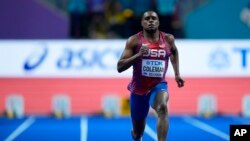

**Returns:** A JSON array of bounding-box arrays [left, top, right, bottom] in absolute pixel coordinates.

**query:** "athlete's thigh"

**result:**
[[152, 91, 169, 111], [130, 93, 150, 120], [149, 82, 169, 109]]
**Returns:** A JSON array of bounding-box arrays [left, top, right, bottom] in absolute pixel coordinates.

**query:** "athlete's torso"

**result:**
[[128, 31, 172, 95]]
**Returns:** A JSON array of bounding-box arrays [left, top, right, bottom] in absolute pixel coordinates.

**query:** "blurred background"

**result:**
[[0, 0, 250, 39], [0, 0, 250, 141]]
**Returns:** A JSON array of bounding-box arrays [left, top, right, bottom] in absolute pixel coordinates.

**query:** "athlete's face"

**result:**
[[141, 11, 159, 32]]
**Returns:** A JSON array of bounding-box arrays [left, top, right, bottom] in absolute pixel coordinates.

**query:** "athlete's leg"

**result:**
[[153, 91, 169, 141], [130, 93, 150, 141], [131, 119, 145, 141], [150, 83, 169, 141]]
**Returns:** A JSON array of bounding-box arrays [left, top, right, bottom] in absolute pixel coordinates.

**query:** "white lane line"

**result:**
[[81, 116, 88, 141], [145, 124, 157, 141], [4, 117, 35, 141], [183, 116, 229, 141]]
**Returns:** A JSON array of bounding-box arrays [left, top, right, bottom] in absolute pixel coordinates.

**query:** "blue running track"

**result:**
[[0, 115, 249, 141]]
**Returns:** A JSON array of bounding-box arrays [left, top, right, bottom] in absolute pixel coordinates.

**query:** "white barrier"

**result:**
[[198, 94, 217, 117], [52, 94, 71, 118], [242, 95, 250, 117], [5, 94, 24, 118], [101, 95, 121, 117]]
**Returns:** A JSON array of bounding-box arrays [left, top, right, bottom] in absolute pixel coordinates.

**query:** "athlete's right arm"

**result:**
[[117, 35, 143, 73]]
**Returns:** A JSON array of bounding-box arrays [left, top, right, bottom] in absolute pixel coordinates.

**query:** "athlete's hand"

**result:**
[[139, 43, 149, 56], [175, 75, 185, 88]]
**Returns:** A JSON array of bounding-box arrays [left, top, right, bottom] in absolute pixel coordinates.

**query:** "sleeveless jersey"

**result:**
[[128, 31, 172, 95]]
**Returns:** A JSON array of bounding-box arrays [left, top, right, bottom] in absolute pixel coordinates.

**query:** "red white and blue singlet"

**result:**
[[128, 31, 172, 95]]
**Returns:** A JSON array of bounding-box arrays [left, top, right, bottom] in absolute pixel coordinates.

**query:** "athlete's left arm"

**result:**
[[167, 34, 185, 88]]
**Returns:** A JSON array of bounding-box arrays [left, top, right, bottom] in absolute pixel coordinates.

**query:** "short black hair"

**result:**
[[142, 11, 159, 20]]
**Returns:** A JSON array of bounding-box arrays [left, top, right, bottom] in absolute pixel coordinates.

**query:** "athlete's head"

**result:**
[[141, 11, 159, 33]]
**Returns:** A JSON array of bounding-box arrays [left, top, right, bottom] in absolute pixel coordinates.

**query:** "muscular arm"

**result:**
[[167, 34, 184, 87], [168, 34, 180, 77], [117, 35, 141, 73]]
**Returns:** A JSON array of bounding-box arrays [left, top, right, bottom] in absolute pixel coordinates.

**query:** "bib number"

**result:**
[[142, 59, 165, 77]]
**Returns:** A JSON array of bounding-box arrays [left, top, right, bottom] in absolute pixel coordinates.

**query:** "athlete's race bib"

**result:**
[[141, 59, 165, 77]]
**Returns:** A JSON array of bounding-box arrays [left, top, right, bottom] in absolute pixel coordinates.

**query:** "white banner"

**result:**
[[0, 39, 249, 77], [176, 40, 250, 77]]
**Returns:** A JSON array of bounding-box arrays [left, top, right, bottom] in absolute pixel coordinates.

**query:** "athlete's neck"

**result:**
[[143, 30, 159, 42]]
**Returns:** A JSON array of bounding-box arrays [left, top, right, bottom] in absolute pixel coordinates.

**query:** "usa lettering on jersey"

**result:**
[[143, 49, 166, 58]]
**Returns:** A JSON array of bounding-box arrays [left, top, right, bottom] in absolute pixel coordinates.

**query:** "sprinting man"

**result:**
[[117, 11, 184, 141]]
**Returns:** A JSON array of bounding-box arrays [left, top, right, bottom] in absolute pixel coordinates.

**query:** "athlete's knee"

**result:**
[[156, 103, 168, 117], [131, 119, 145, 140], [131, 129, 143, 140]]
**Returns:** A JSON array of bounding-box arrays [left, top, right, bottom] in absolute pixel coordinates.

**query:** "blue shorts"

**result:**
[[130, 82, 168, 120]]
